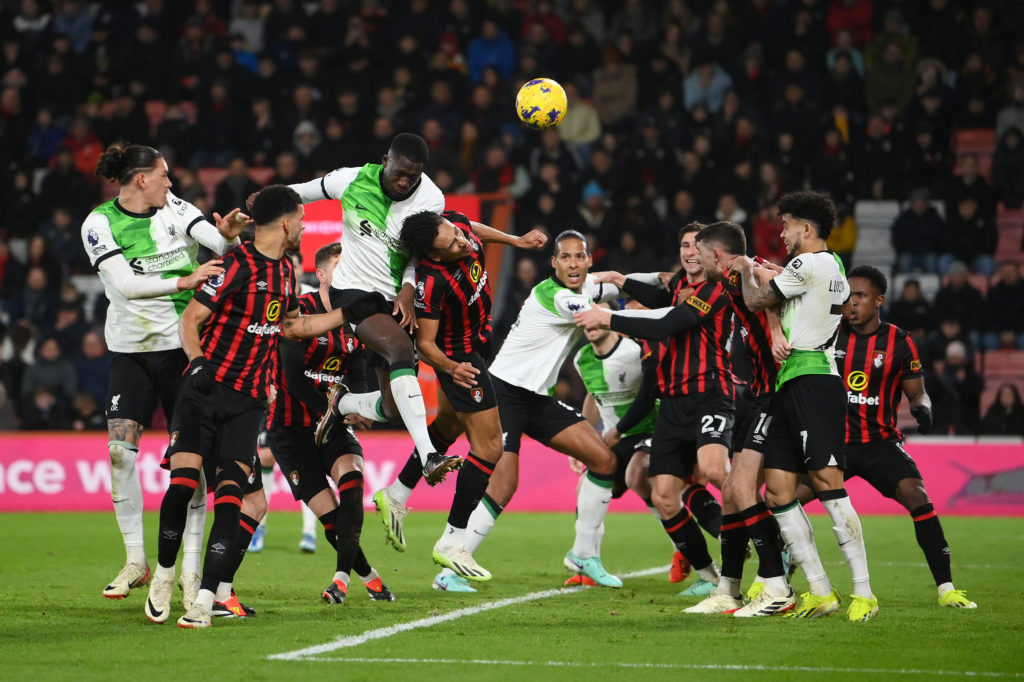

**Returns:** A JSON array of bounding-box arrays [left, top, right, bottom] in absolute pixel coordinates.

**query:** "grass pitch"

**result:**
[[1, 510, 1021, 681]]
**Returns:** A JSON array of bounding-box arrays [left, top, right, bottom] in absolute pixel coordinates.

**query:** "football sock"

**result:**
[[394, 422, 454, 499], [772, 500, 832, 596], [332, 571, 351, 589], [181, 470, 206, 574], [447, 453, 495, 531], [358, 563, 379, 583], [439, 493, 502, 579], [352, 547, 372, 577], [157, 467, 200, 569], [221, 512, 259, 585], [683, 484, 722, 538], [389, 366, 433, 466], [335, 471, 364, 575], [820, 490, 872, 598], [215, 581, 232, 602], [910, 503, 953, 586], [571, 470, 614, 559], [337, 390, 387, 422], [195, 588, 215, 613], [646, 499, 677, 550], [318, 511, 337, 549], [743, 503, 788, 594], [661, 506, 714, 571], [719, 512, 748, 581], [200, 479, 244, 593], [109, 441, 146, 565], [301, 502, 317, 537]]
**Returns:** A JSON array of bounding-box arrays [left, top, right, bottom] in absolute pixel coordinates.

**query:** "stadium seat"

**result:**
[[70, 274, 106, 324], [250, 167, 275, 186], [955, 129, 997, 155], [854, 200, 901, 229], [996, 227, 1024, 264], [197, 168, 229, 199]]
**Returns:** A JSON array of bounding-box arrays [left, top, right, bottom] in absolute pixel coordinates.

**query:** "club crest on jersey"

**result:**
[[469, 261, 483, 283], [87, 229, 99, 246], [872, 351, 886, 368], [471, 387, 483, 403], [168, 224, 176, 238], [266, 300, 281, 322], [344, 335, 357, 352]]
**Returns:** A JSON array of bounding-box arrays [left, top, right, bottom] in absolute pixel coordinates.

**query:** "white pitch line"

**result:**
[[290, 657, 1024, 678], [268, 564, 669, 662]]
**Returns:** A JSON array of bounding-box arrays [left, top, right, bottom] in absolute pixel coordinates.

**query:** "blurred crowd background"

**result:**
[[0, 0, 1022, 436]]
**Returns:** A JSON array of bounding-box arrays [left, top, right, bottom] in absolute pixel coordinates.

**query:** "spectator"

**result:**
[[50, 299, 88, 356], [558, 81, 601, 158], [903, 124, 951, 198], [470, 144, 531, 199], [683, 55, 732, 115], [214, 158, 262, 217], [826, 29, 865, 76], [827, 0, 874, 47], [934, 262, 986, 337], [892, 188, 944, 274], [0, 382, 16, 430], [997, 80, 1024, 139], [70, 391, 105, 431], [24, 235, 63, 291], [752, 202, 787, 265], [942, 340, 983, 434], [921, 316, 975, 369], [38, 206, 87, 275], [0, 239, 26, 312], [979, 383, 1024, 436], [4, 168, 43, 238], [983, 261, 1024, 351], [992, 127, 1024, 209], [21, 335, 76, 406], [866, 40, 916, 115], [229, 0, 265, 53], [467, 18, 517, 84], [887, 279, 934, 338], [591, 47, 638, 131], [40, 146, 96, 221], [608, 229, 657, 274], [855, 115, 902, 199], [21, 385, 72, 430], [826, 203, 857, 270], [948, 153, 996, 223], [940, 197, 997, 277], [19, 266, 58, 331], [24, 106, 65, 168]]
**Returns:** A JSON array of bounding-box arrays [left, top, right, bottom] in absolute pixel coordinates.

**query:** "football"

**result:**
[[515, 77, 567, 130]]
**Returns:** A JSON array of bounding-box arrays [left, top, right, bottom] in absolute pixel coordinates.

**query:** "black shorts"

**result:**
[[329, 287, 415, 370], [267, 421, 363, 503], [649, 392, 734, 479], [493, 376, 585, 454], [734, 392, 773, 454], [437, 351, 498, 412], [763, 374, 846, 474], [106, 349, 187, 429], [611, 433, 652, 499], [843, 440, 922, 499], [167, 381, 265, 470]]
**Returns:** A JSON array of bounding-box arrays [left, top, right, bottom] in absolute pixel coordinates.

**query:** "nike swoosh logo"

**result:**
[[355, 203, 368, 211], [122, 243, 137, 252], [147, 598, 164, 618]]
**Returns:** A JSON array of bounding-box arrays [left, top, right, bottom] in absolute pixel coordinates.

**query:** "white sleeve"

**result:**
[[553, 289, 592, 320], [583, 274, 620, 303], [625, 272, 664, 287], [172, 195, 239, 255], [770, 255, 814, 300], [612, 306, 674, 319], [290, 167, 360, 204], [97, 255, 180, 299], [82, 213, 122, 269], [401, 260, 416, 288]]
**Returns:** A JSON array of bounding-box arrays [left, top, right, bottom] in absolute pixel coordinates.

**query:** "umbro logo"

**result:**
[[257, 280, 268, 290]]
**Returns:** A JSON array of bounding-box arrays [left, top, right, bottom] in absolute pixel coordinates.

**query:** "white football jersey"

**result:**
[[83, 193, 207, 353], [292, 164, 444, 300], [573, 336, 657, 436], [490, 274, 617, 396]]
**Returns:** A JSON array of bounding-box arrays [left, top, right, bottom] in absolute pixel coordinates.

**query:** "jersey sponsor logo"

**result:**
[[127, 248, 190, 274], [791, 258, 803, 269], [92, 246, 107, 256], [685, 295, 711, 315], [466, 270, 489, 305], [303, 369, 343, 384], [469, 261, 483, 283], [910, 359, 922, 372], [87, 229, 100, 246], [728, 271, 739, 287], [872, 351, 886, 368], [265, 300, 281, 322], [848, 391, 879, 405], [322, 356, 342, 372], [846, 370, 868, 391], [593, 389, 637, 406], [246, 322, 281, 335]]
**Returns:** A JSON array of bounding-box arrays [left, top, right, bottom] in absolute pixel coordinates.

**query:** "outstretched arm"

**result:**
[[470, 221, 548, 250], [281, 306, 345, 340]]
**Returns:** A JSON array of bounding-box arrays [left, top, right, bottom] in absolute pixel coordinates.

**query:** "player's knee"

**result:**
[[242, 489, 267, 521], [624, 461, 650, 498], [165, 467, 201, 506], [651, 487, 681, 517], [763, 488, 791, 509], [897, 480, 930, 512]]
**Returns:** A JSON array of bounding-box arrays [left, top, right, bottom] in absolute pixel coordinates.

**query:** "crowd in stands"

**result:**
[[0, 0, 1023, 436]]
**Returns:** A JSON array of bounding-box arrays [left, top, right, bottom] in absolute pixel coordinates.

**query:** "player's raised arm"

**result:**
[[281, 305, 345, 340]]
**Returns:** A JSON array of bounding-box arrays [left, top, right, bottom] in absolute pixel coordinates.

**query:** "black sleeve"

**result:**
[[615, 353, 658, 434], [344, 344, 370, 394], [279, 339, 327, 415], [621, 277, 674, 309], [609, 304, 700, 340]]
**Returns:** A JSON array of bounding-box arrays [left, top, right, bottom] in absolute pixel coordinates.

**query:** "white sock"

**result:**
[[822, 495, 873, 598], [592, 522, 605, 557], [717, 575, 740, 597], [263, 467, 274, 507], [765, 576, 790, 596], [465, 501, 498, 554], [182, 469, 206, 574], [387, 480, 415, 506], [332, 571, 351, 587], [359, 567, 379, 583], [338, 390, 387, 421], [774, 502, 832, 596], [438, 523, 465, 549], [571, 473, 612, 559], [109, 441, 146, 565], [389, 372, 434, 466], [215, 581, 232, 601], [155, 563, 175, 579], [195, 588, 215, 613], [301, 503, 317, 536], [697, 564, 720, 584], [937, 581, 954, 596]]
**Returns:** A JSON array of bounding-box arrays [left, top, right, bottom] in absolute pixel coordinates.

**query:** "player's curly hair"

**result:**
[[251, 184, 302, 227], [777, 191, 838, 240], [400, 210, 445, 257], [95, 141, 162, 185], [696, 221, 746, 255], [848, 265, 888, 295], [389, 133, 429, 164]]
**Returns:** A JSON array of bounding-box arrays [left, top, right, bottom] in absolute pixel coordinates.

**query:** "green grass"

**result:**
[[1, 510, 1022, 681]]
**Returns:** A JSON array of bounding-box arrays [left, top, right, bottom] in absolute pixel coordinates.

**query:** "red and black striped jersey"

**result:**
[[269, 292, 360, 428], [655, 275, 734, 399], [413, 211, 492, 356], [722, 266, 778, 397], [193, 242, 298, 399], [836, 320, 923, 444]]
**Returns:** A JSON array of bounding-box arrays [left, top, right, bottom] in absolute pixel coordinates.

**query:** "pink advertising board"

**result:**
[[0, 433, 1021, 515]]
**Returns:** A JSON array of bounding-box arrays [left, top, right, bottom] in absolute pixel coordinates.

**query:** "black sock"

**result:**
[[200, 484, 243, 593], [334, 471, 364, 575], [911, 504, 952, 586], [318, 510, 338, 550], [683, 484, 722, 538], [221, 513, 259, 585], [352, 547, 372, 578], [661, 507, 713, 570], [719, 513, 748, 581], [397, 452, 423, 489], [743, 502, 785, 579], [447, 453, 495, 529], [157, 468, 200, 569]]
